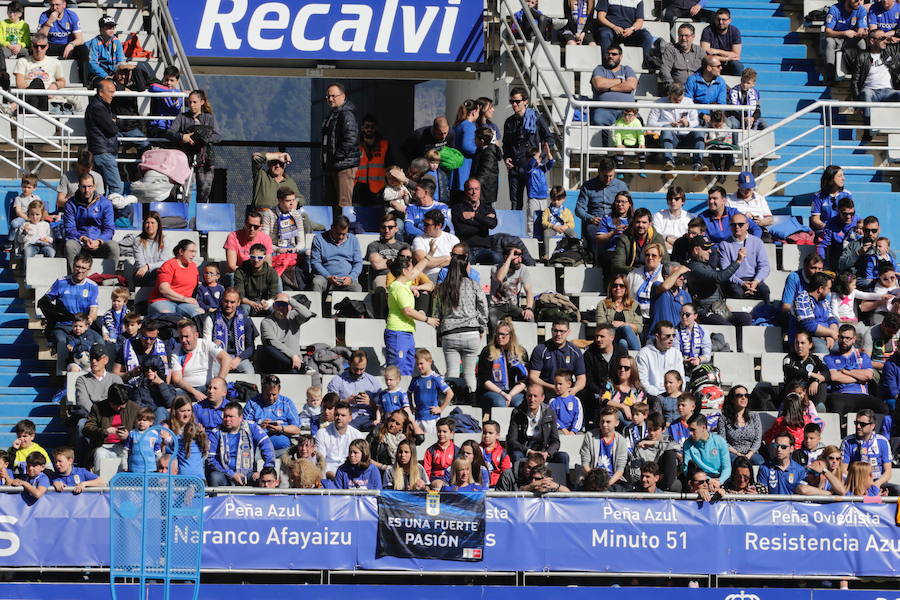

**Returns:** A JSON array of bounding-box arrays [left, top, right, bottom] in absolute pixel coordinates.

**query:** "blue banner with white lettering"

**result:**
[[1, 494, 899, 576], [377, 491, 485, 561], [171, 0, 485, 63]]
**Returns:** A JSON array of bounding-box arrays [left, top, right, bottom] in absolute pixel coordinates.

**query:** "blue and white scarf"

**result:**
[[216, 421, 254, 475], [212, 311, 246, 357], [522, 107, 538, 134], [677, 324, 705, 359], [636, 264, 662, 313], [490, 351, 528, 392]]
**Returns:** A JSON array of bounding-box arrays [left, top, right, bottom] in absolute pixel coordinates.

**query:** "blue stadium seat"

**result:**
[[343, 205, 381, 232], [495, 209, 526, 237], [149, 201, 190, 229], [302, 206, 333, 230], [196, 203, 236, 233], [126, 202, 142, 229]]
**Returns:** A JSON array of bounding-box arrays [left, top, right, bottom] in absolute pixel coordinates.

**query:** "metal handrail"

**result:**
[[155, 0, 199, 91]]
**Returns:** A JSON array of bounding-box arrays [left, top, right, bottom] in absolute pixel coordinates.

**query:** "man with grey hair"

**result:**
[[660, 23, 704, 87]]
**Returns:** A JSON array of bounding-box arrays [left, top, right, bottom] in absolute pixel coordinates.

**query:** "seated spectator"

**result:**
[[405, 179, 452, 238], [660, 0, 713, 25], [863, 310, 900, 371], [727, 171, 773, 230], [592, 191, 633, 270], [728, 68, 767, 131], [849, 29, 900, 127], [127, 356, 174, 425], [589, 44, 638, 141], [192, 377, 228, 431], [170, 320, 232, 403], [14, 32, 65, 110], [790, 272, 839, 352], [256, 292, 315, 374], [243, 375, 301, 458], [383, 438, 427, 490], [234, 244, 279, 316], [653, 187, 694, 251], [202, 287, 257, 374], [37, 0, 88, 65], [56, 150, 104, 214], [507, 384, 568, 469], [412, 209, 460, 282], [451, 179, 498, 264], [49, 446, 105, 494], [685, 57, 728, 128], [82, 383, 138, 471], [671, 217, 707, 265], [676, 303, 711, 370], [314, 401, 365, 478], [701, 9, 744, 76], [559, 0, 597, 46], [824, 324, 887, 415], [660, 24, 704, 87], [512, 0, 552, 41], [757, 432, 816, 494], [0, 2, 28, 59], [101, 286, 129, 345], [580, 406, 628, 488], [529, 320, 587, 395], [626, 414, 681, 491], [17, 200, 53, 260], [685, 233, 751, 326], [250, 151, 300, 212], [366, 213, 409, 291], [148, 240, 202, 318], [611, 208, 669, 281], [868, 0, 900, 43], [490, 245, 535, 325], [550, 369, 584, 435], [784, 331, 831, 410], [197, 265, 224, 313], [838, 215, 880, 284], [612, 108, 647, 173], [762, 391, 814, 450], [133, 211, 165, 287], [682, 414, 731, 484], [74, 344, 123, 431], [575, 157, 629, 247], [597, 274, 644, 350], [310, 216, 362, 299], [721, 386, 762, 464], [327, 351, 381, 431], [64, 313, 102, 373], [85, 15, 125, 86], [367, 409, 416, 469], [478, 319, 530, 408], [261, 187, 306, 285], [637, 320, 684, 398], [840, 408, 893, 490], [700, 186, 762, 243], [821, 0, 868, 84], [601, 355, 648, 423], [8, 419, 50, 476], [781, 252, 825, 312], [40, 253, 98, 372], [818, 197, 858, 269], [810, 165, 852, 232], [422, 417, 459, 482], [334, 439, 382, 490], [540, 185, 578, 261], [207, 401, 275, 486], [62, 172, 118, 270], [224, 211, 274, 276], [147, 66, 184, 139], [595, 0, 654, 66], [792, 422, 826, 466], [114, 319, 171, 384], [624, 240, 669, 322], [717, 211, 771, 302], [845, 461, 885, 496], [648, 262, 692, 335]]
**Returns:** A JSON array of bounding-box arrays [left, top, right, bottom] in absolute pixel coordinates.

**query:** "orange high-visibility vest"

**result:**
[[355, 138, 389, 194]]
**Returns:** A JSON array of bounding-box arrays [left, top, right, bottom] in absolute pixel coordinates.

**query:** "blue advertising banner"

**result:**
[[1, 494, 899, 576], [377, 491, 485, 561], [171, 0, 485, 63]]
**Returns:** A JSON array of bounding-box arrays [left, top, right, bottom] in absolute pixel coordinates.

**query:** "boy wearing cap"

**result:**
[[85, 15, 125, 85], [726, 171, 774, 229]]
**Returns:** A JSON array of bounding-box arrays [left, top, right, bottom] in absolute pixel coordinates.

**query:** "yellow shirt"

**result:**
[[11, 442, 50, 472], [386, 280, 417, 333]]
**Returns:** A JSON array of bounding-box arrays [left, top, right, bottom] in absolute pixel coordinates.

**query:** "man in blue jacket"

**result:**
[[700, 186, 761, 243], [684, 57, 728, 125], [85, 15, 125, 86], [207, 401, 275, 486], [62, 172, 118, 270], [310, 216, 362, 299]]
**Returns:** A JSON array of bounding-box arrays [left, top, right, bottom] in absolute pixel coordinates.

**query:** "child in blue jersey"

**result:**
[[408, 349, 454, 434], [659, 371, 684, 426], [50, 446, 105, 493], [13, 451, 49, 503], [443, 457, 481, 491], [125, 408, 162, 473], [667, 394, 695, 447], [0, 449, 15, 485], [172, 422, 208, 479], [334, 439, 382, 490], [196, 264, 224, 312], [376, 365, 412, 426], [101, 287, 130, 343], [525, 143, 555, 236], [549, 369, 583, 434], [300, 385, 322, 430], [623, 402, 650, 446]]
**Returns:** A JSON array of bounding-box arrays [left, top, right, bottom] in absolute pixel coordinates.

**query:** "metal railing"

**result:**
[[154, 0, 199, 91], [497, 0, 900, 191]]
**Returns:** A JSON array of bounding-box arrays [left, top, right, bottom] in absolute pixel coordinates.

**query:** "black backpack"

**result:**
[[549, 237, 589, 266]]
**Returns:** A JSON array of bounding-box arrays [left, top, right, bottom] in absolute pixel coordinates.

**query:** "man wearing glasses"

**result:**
[[717, 211, 771, 302], [847, 29, 900, 128], [366, 213, 409, 291], [502, 86, 555, 211], [838, 215, 881, 284], [818, 197, 859, 270], [636, 320, 684, 397], [13, 32, 65, 112], [824, 324, 886, 415], [321, 83, 360, 215], [589, 44, 637, 143], [234, 245, 279, 317], [250, 150, 300, 212], [684, 57, 728, 127], [839, 408, 893, 491], [114, 319, 172, 385], [224, 211, 274, 276], [756, 432, 815, 495]]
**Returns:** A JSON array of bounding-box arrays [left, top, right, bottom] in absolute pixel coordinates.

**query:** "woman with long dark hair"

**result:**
[[367, 409, 417, 469], [721, 385, 762, 464], [762, 390, 812, 450], [600, 355, 646, 423], [451, 99, 480, 191], [432, 253, 488, 392], [383, 439, 427, 490], [133, 210, 165, 286], [165, 89, 221, 203], [148, 239, 202, 317], [475, 97, 501, 141], [810, 165, 851, 231]]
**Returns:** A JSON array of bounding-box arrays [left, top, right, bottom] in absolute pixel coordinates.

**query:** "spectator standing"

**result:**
[[478, 320, 531, 408], [451, 179, 498, 264], [685, 57, 728, 126], [256, 293, 315, 374], [490, 245, 535, 325], [636, 320, 684, 397], [647, 83, 703, 175], [321, 83, 360, 213], [595, 0, 654, 66], [202, 288, 257, 374], [85, 15, 125, 85], [653, 187, 694, 251], [824, 325, 886, 414], [726, 171, 773, 229], [148, 240, 202, 318], [700, 9, 744, 76], [404, 117, 454, 162], [503, 87, 555, 211], [821, 0, 868, 84], [451, 99, 480, 192], [207, 401, 275, 486], [717, 211, 771, 302], [648, 264, 692, 336], [526, 144, 555, 236], [671, 217, 706, 265], [165, 90, 221, 203], [353, 114, 392, 206], [310, 216, 362, 297], [790, 272, 839, 352], [250, 151, 300, 212], [13, 33, 65, 112], [84, 79, 123, 197], [475, 97, 502, 142], [62, 172, 118, 269], [470, 127, 502, 206], [581, 324, 628, 424], [660, 24, 704, 87], [385, 254, 438, 376], [589, 44, 638, 142], [575, 157, 629, 243]]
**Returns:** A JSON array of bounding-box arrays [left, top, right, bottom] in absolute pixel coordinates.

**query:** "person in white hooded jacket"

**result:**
[[636, 320, 685, 397]]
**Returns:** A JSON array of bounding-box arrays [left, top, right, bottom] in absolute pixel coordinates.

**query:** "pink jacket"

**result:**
[[138, 149, 191, 185]]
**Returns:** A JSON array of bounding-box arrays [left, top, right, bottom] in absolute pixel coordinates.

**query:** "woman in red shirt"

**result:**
[[148, 239, 202, 318]]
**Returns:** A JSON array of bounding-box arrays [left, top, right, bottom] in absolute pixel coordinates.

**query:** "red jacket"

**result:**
[[481, 443, 512, 487], [423, 442, 458, 480]]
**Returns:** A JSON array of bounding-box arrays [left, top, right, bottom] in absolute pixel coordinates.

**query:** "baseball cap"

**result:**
[[98, 15, 117, 28], [689, 235, 713, 250], [737, 171, 756, 190], [89, 343, 108, 360]]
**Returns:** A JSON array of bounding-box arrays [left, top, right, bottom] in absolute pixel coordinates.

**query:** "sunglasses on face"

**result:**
[[246, 223, 262, 229], [248, 255, 266, 261], [617, 365, 631, 370], [731, 222, 748, 228], [855, 420, 873, 427], [771, 444, 791, 450]]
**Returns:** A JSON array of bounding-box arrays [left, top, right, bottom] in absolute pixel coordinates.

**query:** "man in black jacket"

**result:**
[[321, 83, 360, 216], [503, 86, 555, 211], [85, 79, 122, 196], [451, 179, 499, 264], [581, 323, 627, 427], [846, 31, 900, 124], [403, 117, 454, 163], [506, 384, 568, 469], [685, 234, 750, 326]]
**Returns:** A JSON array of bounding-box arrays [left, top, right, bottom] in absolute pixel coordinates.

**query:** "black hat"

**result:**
[[98, 15, 117, 28], [89, 343, 107, 360], [689, 235, 713, 250]]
